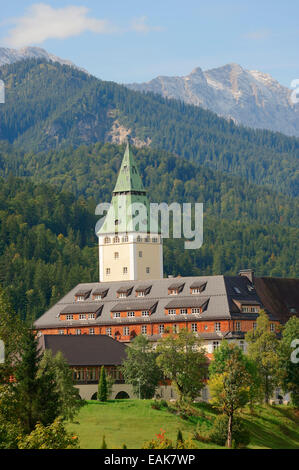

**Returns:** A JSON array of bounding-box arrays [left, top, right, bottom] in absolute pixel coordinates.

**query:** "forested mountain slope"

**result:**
[[0, 60, 298, 196]]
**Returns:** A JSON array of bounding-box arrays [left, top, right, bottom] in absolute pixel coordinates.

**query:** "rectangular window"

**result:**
[[215, 322, 221, 332], [139, 251, 143, 258], [239, 340, 245, 351], [94, 295, 102, 300], [253, 322, 257, 330], [123, 327, 130, 336], [146, 267, 150, 274], [270, 323, 275, 332], [106, 268, 110, 275], [66, 314, 73, 321], [191, 323, 197, 332], [180, 309, 188, 314], [114, 252, 119, 259], [89, 328, 95, 335], [235, 321, 241, 331], [142, 310, 149, 316], [213, 341, 220, 351], [138, 291, 145, 297], [173, 324, 178, 333], [168, 309, 176, 315], [123, 267, 128, 274], [141, 325, 147, 335], [76, 296, 85, 302], [113, 312, 121, 318], [128, 311, 135, 317], [106, 328, 112, 336], [88, 313, 95, 320], [79, 314, 86, 320], [191, 308, 201, 314], [119, 292, 127, 298], [191, 288, 201, 294], [58, 330, 65, 335], [75, 329, 81, 335], [159, 324, 165, 334]]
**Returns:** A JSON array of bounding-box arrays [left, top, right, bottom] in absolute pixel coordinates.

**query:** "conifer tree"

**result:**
[[98, 366, 108, 402]]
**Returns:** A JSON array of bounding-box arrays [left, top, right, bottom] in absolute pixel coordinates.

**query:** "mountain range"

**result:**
[[0, 46, 86, 72], [127, 63, 299, 138]]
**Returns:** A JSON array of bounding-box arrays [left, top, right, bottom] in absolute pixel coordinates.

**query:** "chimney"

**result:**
[[239, 269, 254, 285]]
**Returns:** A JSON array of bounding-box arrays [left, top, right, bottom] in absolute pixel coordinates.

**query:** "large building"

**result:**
[[34, 143, 299, 356]]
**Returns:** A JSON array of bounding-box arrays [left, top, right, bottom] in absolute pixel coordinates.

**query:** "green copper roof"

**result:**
[[113, 142, 146, 194], [98, 143, 152, 235]]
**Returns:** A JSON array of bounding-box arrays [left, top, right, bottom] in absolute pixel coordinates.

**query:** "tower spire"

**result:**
[[112, 141, 146, 194]]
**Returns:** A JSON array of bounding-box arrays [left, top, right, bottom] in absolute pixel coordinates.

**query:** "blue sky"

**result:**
[[0, 1, 298, 86]]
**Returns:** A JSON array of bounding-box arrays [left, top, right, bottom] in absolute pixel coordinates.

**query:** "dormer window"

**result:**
[[113, 236, 120, 243], [92, 288, 109, 300], [142, 310, 149, 316], [79, 314, 86, 320], [190, 281, 207, 294], [117, 286, 133, 298], [122, 236, 129, 242], [135, 284, 152, 297], [88, 313, 96, 320], [168, 282, 185, 295], [168, 309, 176, 315], [104, 237, 111, 244], [75, 289, 91, 301], [242, 306, 260, 313], [180, 308, 187, 315], [66, 314, 73, 321], [128, 311, 135, 317], [113, 312, 120, 318]]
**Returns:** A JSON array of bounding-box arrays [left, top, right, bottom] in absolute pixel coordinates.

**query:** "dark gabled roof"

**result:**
[[117, 286, 133, 294], [111, 300, 158, 312], [75, 289, 91, 298], [254, 277, 299, 323], [233, 299, 261, 306], [168, 282, 185, 292], [165, 297, 210, 309], [40, 335, 127, 366], [190, 281, 207, 291], [135, 284, 152, 293], [60, 303, 103, 315], [92, 288, 109, 297]]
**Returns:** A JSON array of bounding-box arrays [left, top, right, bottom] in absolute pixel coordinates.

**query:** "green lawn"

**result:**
[[67, 399, 299, 449]]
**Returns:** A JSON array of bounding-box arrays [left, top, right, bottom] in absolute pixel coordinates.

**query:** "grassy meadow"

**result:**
[[66, 399, 299, 449]]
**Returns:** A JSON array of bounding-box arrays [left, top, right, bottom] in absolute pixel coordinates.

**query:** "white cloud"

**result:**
[[244, 30, 272, 41], [3, 4, 161, 48], [130, 16, 162, 34]]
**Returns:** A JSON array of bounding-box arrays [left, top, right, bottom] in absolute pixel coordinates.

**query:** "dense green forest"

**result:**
[[0, 143, 298, 321], [0, 60, 298, 196], [0, 141, 298, 227]]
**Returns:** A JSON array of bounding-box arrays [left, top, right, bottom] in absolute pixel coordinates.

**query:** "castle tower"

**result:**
[[97, 143, 163, 282]]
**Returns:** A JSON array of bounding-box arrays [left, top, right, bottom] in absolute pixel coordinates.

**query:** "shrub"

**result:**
[[143, 429, 196, 449], [17, 419, 79, 449], [209, 415, 250, 448]]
